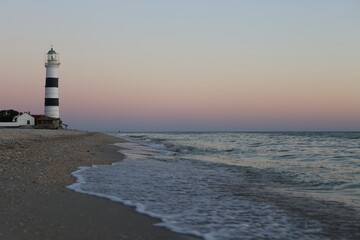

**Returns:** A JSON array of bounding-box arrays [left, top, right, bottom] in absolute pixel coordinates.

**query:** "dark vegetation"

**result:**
[[0, 110, 19, 122]]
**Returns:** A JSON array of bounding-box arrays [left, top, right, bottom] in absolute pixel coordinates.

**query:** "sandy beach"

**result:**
[[0, 129, 198, 240]]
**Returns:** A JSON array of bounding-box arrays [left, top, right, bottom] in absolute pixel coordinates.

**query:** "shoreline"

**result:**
[[0, 129, 199, 240]]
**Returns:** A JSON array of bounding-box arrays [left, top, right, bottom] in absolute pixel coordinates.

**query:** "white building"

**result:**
[[0, 113, 35, 127]]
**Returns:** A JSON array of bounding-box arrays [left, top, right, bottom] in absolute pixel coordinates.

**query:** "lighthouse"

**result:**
[[44, 47, 60, 118]]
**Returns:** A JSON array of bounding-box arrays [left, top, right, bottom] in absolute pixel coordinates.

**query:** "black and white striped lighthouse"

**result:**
[[44, 47, 60, 118]]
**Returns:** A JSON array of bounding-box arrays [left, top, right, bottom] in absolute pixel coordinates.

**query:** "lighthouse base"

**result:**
[[45, 106, 59, 119]]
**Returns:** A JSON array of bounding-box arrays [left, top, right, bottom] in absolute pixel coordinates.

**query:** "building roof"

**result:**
[[13, 112, 33, 120], [47, 48, 56, 54], [31, 115, 45, 120], [31, 115, 58, 120]]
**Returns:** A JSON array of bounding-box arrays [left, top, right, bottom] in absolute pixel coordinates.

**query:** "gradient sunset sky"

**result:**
[[1, 0, 359, 131]]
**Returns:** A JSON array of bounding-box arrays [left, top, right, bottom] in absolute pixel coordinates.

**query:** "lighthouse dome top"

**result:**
[[47, 48, 57, 54], [45, 47, 60, 66]]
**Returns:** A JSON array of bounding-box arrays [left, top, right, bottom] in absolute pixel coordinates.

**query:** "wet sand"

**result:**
[[0, 129, 198, 240]]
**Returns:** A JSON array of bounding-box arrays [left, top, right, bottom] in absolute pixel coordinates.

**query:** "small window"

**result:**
[[27, 120, 30, 125]]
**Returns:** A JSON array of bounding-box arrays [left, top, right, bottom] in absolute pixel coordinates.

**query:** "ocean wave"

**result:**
[[67, 133, 360, 240], [67, 143, 333, 240]]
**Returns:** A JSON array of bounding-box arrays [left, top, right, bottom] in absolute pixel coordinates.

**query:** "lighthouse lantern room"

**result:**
[[44, 47, 60, 119]]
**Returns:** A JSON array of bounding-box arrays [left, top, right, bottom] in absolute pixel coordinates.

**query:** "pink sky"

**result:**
[[1, 1, 359, 131]]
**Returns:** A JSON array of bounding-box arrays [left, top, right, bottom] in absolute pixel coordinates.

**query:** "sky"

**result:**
[[1, 0, 359, 131]]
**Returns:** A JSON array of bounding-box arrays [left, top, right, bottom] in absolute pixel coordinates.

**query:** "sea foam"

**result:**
[[67, 139, 335, 240]]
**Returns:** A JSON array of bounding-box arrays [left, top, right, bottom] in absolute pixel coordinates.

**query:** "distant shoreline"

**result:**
[[0, 129, 197, 240]]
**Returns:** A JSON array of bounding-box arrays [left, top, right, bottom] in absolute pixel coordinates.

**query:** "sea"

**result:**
[[67, 132, 360, 240]]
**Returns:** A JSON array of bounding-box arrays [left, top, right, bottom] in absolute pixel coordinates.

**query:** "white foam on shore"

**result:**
[[67, 140, 330, 240], [67, 162, 204, 238]]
